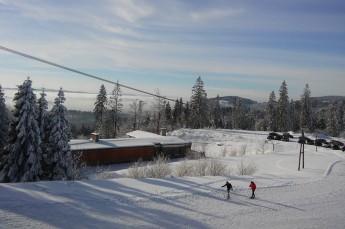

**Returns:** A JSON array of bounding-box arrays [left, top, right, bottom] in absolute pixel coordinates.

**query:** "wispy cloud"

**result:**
[[0, 0, 344, 109]]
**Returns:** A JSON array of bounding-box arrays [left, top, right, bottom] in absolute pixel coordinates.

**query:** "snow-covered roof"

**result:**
[[70, 136, 190, 151], [126, 130, 164, 138]]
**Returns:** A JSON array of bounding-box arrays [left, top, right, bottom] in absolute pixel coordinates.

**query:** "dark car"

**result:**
[[330, 140, 344, 150], [315, 139, 327, 147], [267, 132, 283, 141], [282, 132, 294, 142], [298, 136, 314, 145]]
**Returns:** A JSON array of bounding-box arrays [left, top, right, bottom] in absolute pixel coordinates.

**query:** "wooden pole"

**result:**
[[298, 145, 301, 171], [302, 144, 305, 169]]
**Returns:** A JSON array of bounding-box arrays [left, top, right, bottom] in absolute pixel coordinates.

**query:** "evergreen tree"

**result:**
[[266, 91, 277, 131], [190, 77, 209, 128], [47, 88, 73, 180], [37, 89, 50, 150], [277, 81, 289, 132], [0, 79, 42, 182], [108, 82, 123, 137], [0, 85, 9, 154], [94, 84, 107, 137], [300, 84, 313, 131], [327, 103, 338, 137]]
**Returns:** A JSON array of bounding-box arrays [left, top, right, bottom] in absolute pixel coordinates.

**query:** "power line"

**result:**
[[2, 87, 151, 97], [0, 45, 182, 103]]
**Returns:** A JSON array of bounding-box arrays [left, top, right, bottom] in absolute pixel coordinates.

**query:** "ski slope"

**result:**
[[1, 129, 345, 228]]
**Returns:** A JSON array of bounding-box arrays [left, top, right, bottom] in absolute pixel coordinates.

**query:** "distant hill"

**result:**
[[210, 95, 345, 111], [311, 96, 345, 108], [209, 96, 257, 108]]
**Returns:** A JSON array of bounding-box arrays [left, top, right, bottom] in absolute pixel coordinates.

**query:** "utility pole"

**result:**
[[298, 130, 305, 171]]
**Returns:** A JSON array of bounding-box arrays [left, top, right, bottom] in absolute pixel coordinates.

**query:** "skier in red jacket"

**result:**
[[249, 181, 256, 199]]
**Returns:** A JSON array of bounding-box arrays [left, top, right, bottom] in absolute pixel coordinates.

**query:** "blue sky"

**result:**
[[0, 0, 344, 108]]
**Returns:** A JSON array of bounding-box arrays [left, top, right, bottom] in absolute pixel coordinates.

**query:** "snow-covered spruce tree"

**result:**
[[190, 76, 209, 128], [300, 84, 313, 131], [0, 79, 42, 182], [0, 85, 9, 154], [266, 91, 277, 131], [277, 81, 289, 132], [37, 89, 50, 152], [94, 84, 107, 137], [47, 88, 73, 180], [108, 82, 123, 138], [327, 103, 339, 137]]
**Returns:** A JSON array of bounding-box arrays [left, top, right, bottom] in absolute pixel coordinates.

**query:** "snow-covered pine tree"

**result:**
[[37, 89, 50, 151], [266, 91, 277, 131], [0, 79, 42, 182], [190, 77, 209, 128], [94, 84, 107, 137], [108, 82, 123, 138], [327, 103, 339, 137], [277, 81, 289, 132], [0, 85, 9, 154], [300, 84, 313, 131], [48, 88, 73, 180]]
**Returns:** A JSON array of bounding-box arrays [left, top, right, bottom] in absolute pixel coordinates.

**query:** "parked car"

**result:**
[[282, 132, 294, 142], [298, 136, 314, 145], [330, 140, 344, 150], [314, 139, 327, 147], [267, 132, 282, 140]]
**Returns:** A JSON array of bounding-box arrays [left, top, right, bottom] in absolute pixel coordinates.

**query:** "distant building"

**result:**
[[70, 131, 191, 165]]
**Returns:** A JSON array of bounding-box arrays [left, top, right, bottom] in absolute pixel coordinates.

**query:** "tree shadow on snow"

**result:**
[[0, 180, 211, 229]]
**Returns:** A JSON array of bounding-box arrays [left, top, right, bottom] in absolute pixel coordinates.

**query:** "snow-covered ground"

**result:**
[[1, 129, 345, 228]]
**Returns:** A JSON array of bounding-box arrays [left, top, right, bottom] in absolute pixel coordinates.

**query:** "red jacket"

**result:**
[[249, 182, 256, 190]]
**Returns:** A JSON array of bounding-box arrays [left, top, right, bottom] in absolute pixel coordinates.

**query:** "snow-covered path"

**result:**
[[1, 161, 345, 228]]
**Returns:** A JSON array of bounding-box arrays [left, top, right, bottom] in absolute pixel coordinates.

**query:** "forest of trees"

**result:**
[[94, 77, 345, 138], [0, 77, 344, 182]]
